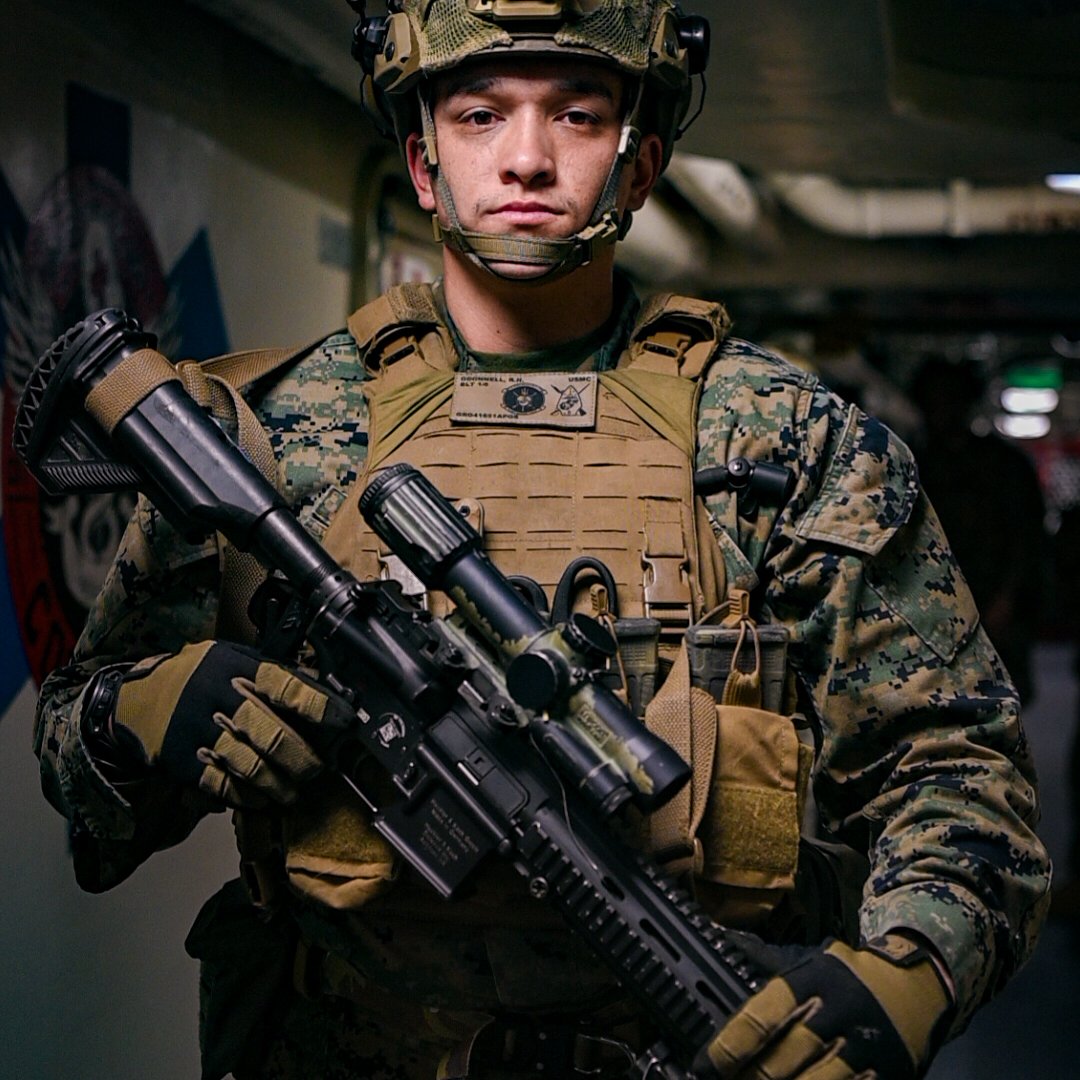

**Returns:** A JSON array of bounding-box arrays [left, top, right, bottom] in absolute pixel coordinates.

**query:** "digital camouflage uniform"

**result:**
[[33, 282, 1050, 1077]]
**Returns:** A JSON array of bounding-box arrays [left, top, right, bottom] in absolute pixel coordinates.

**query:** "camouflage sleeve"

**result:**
[[259, 331, 371, 523], [32, 331, 370, 892], [696, 338, 1051, 1033], [33, 498, 223, 891]]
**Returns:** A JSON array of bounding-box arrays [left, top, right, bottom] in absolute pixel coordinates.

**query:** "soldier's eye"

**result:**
[[562, 109, 599, 126]]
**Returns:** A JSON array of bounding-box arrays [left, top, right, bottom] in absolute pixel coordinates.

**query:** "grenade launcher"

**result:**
[[14, 309, 766, 1078]]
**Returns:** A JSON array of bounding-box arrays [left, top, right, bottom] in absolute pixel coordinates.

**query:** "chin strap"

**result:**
[[418, 84, 644, 283]]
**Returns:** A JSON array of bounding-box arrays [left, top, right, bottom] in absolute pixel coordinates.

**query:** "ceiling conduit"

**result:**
[[767, 174, 1080, 238], [616, 198, 711, 284]]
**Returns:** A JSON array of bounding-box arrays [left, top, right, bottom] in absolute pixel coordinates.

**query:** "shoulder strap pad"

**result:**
[[623, 293, 732, 380], [346, 282, 454, 376]]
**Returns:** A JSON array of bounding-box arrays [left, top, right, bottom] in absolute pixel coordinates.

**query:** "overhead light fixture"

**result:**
[[1046, 174, 1080, 193], [1000, 386, 1060, 414], [995, 414, 1051, 440]]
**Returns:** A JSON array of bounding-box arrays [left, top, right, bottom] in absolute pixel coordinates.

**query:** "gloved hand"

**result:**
[[85, 640, 349, 808], [695, 932, 954, 1080]]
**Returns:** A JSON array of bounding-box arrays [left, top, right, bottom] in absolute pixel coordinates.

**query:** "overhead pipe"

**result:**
[[664, 155, 764, 238], [616, 197, 712, 284], [767, 174, 1080, 238]]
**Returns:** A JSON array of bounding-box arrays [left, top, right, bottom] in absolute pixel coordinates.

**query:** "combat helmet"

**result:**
[[348, 0, 710, 280]]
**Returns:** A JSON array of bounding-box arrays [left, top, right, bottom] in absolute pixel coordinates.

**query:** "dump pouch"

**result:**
[[282, 774, 398, 910]]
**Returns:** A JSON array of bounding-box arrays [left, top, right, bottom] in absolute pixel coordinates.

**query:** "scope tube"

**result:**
[[360, 462, 546, 646], [360, 463, 691, 811]]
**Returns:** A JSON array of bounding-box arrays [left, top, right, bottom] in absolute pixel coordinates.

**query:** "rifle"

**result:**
[[14, 309, 766, 1078]]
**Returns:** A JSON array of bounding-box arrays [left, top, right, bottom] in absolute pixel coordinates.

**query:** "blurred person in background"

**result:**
[[911, 358, 1048, 706]]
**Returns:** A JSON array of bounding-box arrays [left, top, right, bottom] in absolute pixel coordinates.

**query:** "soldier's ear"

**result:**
[[625, 133, 663, 212], [405, 132, 437, 212]]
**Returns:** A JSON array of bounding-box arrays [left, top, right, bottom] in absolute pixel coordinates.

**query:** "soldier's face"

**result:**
[[407, 59, 661, 279]]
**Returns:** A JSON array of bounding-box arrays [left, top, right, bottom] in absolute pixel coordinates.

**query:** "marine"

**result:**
[[31, 2, 1049, 1078]]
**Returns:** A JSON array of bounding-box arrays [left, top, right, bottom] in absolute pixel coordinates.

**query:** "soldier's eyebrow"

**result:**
[[553, 77, 617, 103]]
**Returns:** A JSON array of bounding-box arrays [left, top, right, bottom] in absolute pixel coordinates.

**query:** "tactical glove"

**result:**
[[695, 932, 953, 1080], [85, 640, 348, 808]]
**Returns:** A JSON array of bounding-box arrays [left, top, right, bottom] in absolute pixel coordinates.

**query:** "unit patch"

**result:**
[[450, 372, 598, 428]]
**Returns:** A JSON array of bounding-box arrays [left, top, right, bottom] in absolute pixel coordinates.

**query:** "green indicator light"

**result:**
[[1006, 363, 1063, 390]]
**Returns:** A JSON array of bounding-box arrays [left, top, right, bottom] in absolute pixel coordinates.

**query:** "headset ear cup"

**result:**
[[353, 10, 396, 137], [678, 14, 710, 75]]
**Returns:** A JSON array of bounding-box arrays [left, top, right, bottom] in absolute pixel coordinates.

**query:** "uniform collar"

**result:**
[[432, 272, 640, 373]]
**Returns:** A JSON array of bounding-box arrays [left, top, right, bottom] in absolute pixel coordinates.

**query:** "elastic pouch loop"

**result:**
[[721, 619, 763, 708]]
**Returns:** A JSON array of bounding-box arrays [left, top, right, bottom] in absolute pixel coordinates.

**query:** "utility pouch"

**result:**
[[597, 617, 663, 719], [282, 774, 399, 910], [185, 878, 297, 1080], [682, 615, 811, 926], [695, 701, 807, 896]]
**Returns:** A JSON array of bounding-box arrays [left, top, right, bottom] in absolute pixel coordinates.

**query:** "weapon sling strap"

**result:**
[[181, 339, 332, 913], [83, 337, 325, 641], [177, 339, 330, 643]]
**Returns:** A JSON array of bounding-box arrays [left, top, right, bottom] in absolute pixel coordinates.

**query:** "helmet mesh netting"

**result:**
[[417, 0, 653, 74], [556, 1, 651, 73], [420, 0, 513, 69]]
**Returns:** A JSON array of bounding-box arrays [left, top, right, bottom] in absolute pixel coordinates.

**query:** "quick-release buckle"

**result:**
[[641, 329, 692, 360], [642, 553, 692, 638]]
